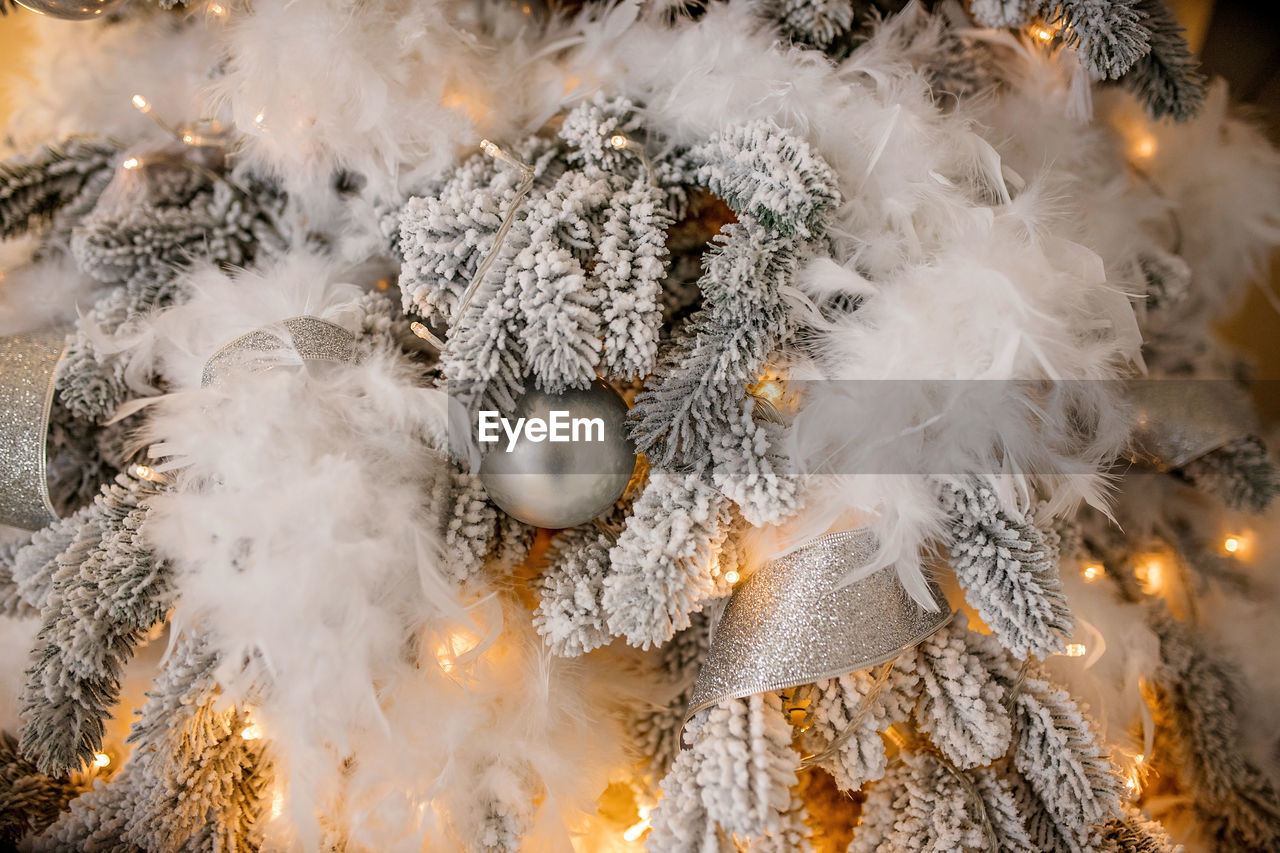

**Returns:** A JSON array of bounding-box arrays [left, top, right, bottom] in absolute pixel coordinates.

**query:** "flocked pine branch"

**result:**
[[648, 693, 806, 851], [942, 478, 1073, 658], [1098, 804, 1181, 853], [971, 0, 1037, 28], [534, 522, 617, 657], [806, 661, 921, 792], [1147, 605, 1280, 850], [20, 476, 170, 777], [849, 751, 992, 853], [1120, 0, 1206, 120], [627, 612, 711, 789], [1178, 435, 1280, 514], [35, 632, 271, 853], [1046, 1, 1151, 81], [0, 730, 85, 845], [601, 471, 734, 649], [0, 137, 120, 241]]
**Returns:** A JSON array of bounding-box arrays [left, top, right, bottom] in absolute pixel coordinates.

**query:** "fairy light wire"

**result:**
[[412, 139, 535, 349]]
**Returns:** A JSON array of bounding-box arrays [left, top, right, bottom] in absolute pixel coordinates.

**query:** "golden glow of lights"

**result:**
[[254, 112, 266, 125], [1134, 558, 1163, 594], [131, 94, 150, 113], [207, 1, 226, 15], [1224, 536, 1240, 554], [1125, 754, 1145, 796], [241, 724, 262, 741], [1082, 564, 1103, 581], [723, 570, 740, 585], [1064, 643, 1087, 657], [1131, 134, 1157, 161], [747, 377, 784, 405], [271, 791, 284, 818], [1033, 26, 1053, 41], [122, 157, 141, 171], [376, 279, 390, 291], [623, 806, 652, 842], [93, 752, 110, 768], [436, 630, 479, 674], [132, 463, 155, 480], [609, 134, 629, 150]]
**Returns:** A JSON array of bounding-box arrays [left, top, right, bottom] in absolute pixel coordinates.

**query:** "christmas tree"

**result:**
[[1, 0, 1279, 850]]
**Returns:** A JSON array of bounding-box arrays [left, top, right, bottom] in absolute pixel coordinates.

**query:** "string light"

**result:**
[[436, 630, 479, 674], [131, 94, 151, 114], [121, 157, 142, 170], [1223, 536, 1240, 554], [609, 134, 629, 150], [1082, 564, 1104, 581], [623, 806, 651, 842], [1029, 21, 1059, 42], [131, 463, 156, 480], [1125, 754, 1145, 796], [723, 570, 740, 585], [271, 790, 284, 818], [241, 724, 262, 741], [1131, 134, 1157, 161], [1064, 643, 1087, 657], [1134, 557, 1163, 594], [93, 752, 111, 768], [253, 112, 266, 126], [747, 377, 785, 405]]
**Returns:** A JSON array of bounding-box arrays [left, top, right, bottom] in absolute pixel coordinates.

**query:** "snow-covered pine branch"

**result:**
[[943, 478, 1073, 658]]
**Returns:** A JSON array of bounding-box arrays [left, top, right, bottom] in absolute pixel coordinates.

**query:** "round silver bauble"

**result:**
[[15, 0, 120, 20], [479, 380, 636, 529]]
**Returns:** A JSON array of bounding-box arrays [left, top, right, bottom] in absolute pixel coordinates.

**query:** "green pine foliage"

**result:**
[[1121, 0, 1207, 120]]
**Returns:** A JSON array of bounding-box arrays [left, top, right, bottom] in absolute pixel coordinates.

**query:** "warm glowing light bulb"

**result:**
[[1064, 643, 1086, 657], [121, 157, 141, 171], [271, 791, 284, 818], [1125, 754, 1145, 795], [254, 112, 266, 125], [207, 1, 226, 15], [436, 630, 479, 674], [1082, 564, 1103, 581], [1224, 537, 1240, 554], [1134, 558, 1162, 594], [131, 94, 150, 113], [132, 463, 153, 479], [623, 806, 652, 842], [1132, 134, 1157, 160], [1034, 26, 1053, 41], [609, 134, 629, 150], [93, 752, 110, 768], [241, 724, 262, 741], [723, 570, 740, 585]]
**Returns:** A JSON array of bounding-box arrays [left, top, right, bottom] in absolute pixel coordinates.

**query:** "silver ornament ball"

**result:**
[[15, 0, 120, 20], [479, 380, 636, 529]]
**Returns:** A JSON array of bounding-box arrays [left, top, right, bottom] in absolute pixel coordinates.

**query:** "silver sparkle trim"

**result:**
[[685, 528, 952, 725], [1127, 380, 1258, 470], [0, 331, 67, 530], [201, 316, 357, 388]]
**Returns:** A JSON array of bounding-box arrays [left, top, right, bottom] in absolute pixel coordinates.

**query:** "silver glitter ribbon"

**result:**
[[1127, 379, 1258, 470], [201, 316, 357, 388], [686, 528, 952, 724], [0, 330, 67, 530]]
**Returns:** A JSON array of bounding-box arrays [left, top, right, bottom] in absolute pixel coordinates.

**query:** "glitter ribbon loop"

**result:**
[[685, 528, 952, 726], [0, 330, 68, 530], [201, 316, 357, 388], [1126, 379, 1258, 470]]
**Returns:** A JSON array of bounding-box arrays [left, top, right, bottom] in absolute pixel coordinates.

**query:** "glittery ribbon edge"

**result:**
[[33, 344, 65, 525], [201, 315, 357, 388], [682, 608, 953, 726]]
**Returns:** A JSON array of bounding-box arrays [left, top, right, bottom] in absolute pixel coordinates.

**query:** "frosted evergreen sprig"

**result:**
[[34, 633, 271, 853], [627, 613, 711, 789], [647, 693, 805, 851], [19, 475, 170, 777], [534, 522, 616, 657], [1177, 435, 1279, 514], [806, 660, 922, 791], [0, 137, 121, 241], [1048, 0, 1151, 81], [1147, 606, 1280, 850], [601, 471, 734, 649], [942, 478, 1073, 658], [0, 730, 85, 845], [1120, 0, 1206, 120]]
